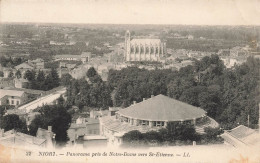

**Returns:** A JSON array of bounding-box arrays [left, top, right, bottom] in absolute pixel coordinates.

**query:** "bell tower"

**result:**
[[125, 30, 131, 61]]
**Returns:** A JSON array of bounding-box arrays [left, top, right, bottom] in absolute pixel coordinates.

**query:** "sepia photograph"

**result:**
[[0, 0, 260, 162]]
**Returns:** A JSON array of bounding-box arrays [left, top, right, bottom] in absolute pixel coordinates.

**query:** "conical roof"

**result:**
[[118, 94, 206, 121]]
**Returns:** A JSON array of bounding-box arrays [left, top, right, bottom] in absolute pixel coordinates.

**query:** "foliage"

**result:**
[[23, 69, 60, 91], [199, 127, 224, 144], [122, 123, 200, 147], [108, 55, 260, 130], [60, 74, 73, 86], [15, 70, 22, 78], [28, 105, 71, 145], [66, 68, 112, 109], [0, 56, 27, 68], [108, 67, 175, 107], [0, 114, 28, 133]]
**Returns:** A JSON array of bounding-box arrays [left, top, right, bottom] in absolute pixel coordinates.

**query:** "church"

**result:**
[[124, 30, 166, 62]]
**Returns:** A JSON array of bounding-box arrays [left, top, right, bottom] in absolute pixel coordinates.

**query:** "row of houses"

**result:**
[[1, 58, 45, 79]]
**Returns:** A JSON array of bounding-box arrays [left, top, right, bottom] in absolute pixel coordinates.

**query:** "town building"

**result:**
[[15, 62, 34, 70], [36, 126, 56, 148], [124, 30, 166, 62], [221, 125, 260, 148], [67, 117, 100, 144], [0, 127, 55, 149], [28, 58, 45, 69], [100, 94, 219, 145], [221, 104, 260, 148], [14, 78, 29, 88], [0, 129, 47, 148], [3, 68, 15, 78], [54, 52, 92, 63], [0, 78, 14, 88], [0, 89, 28, 106]]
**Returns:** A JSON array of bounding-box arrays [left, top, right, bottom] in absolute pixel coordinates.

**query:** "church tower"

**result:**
[[125, 30, 131, 61]]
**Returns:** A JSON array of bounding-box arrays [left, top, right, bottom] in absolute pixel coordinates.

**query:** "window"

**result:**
[[16, 101, 19, 105], [11, 100, 14, 104], [141, 120, 148, 126], [155, 121, 164, 127], [6, 100, 9, 104]]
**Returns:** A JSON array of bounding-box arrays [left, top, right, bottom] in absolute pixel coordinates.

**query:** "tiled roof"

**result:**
[[81, 52, 92, 57], [54, 54, 81, 59], [228, 125, 256, 139], [0, 130, 46, 147], [15, 63, 34, 69], [118, 94, 206, 121], [222, 125, 260, 147], [70, 118, 99, 129], [0, 89, 25, 99], [100, 116, 160, 134]]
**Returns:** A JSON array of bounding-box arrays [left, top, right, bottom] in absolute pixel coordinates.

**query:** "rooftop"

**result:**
[[15, 62, 34, 70], [55, 54, 81, 59], [222, 125, 260, 147], [118, 94, 206, 121], [228, 125, 256, 139], [100, 116, 160, 134], [0, 130, 46, 147], [0, 89, 25, 99], [83, 135, 107, 140], [130, 39, 162, 45]]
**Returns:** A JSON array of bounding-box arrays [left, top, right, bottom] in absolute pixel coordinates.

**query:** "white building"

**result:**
[[125, 30, 166, 62]]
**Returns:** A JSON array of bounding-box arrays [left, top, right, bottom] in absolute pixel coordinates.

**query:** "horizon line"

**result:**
[[1, 21, 260, 27]]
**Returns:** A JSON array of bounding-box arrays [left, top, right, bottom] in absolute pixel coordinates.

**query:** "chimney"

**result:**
[[133, 101, 136, 105], [48, 126, 52, 132], [151, 95, 154, 98]]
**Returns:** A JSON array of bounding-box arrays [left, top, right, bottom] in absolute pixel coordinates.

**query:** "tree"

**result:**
[[166, 123, 199, 142], [87, 67, 102, 84], [36, 70, 45, 90], [50, 68, 60, 87], [122, 130, 144, 147], [60, 74, 73, 86], [0, 71, 3, 77], [24, 70, 35, 81], [0, 114, 27, 133], [57, 95, 65, 106], [0, 106, 7, 117], [143, 131, 163, 145], [200, 127, 223, 144], [87, 67, 98, 78], [15, 70, 22, 78], [8, 71, 14, 78], [28, 105, 71, 146]]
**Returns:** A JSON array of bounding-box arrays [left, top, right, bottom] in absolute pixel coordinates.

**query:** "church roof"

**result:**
[[117, 94, 206, 121], [130, 39, 161, 45]]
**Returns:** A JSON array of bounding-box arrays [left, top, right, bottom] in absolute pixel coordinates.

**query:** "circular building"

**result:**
[[100, 94, 219, 145]]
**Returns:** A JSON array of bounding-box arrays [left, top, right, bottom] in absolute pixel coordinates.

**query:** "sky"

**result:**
[[1, 0, 260, 25]]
